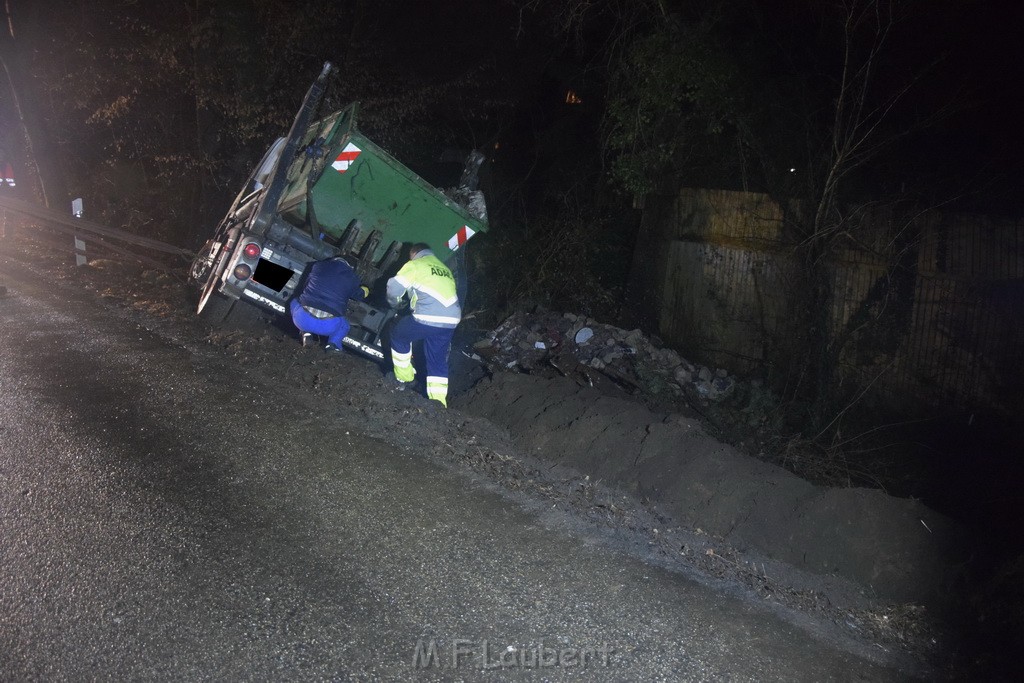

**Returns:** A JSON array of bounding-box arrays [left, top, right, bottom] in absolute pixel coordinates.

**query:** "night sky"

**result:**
[[885, 0, 1024, 212], [398, 0, 1024, 213]]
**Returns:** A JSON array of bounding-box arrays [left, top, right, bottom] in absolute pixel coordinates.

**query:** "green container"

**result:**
[[276, 103, 486, 264]]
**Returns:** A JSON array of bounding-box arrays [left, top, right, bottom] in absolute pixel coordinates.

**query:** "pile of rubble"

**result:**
[[470, 309, 740, 403]]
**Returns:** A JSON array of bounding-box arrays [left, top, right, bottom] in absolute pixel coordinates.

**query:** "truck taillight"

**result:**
[[233, 264, 252, 280], [243, 243, 261, 259]]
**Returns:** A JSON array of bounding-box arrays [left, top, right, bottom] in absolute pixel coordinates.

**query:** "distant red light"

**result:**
[[243, 243, 261, 259]]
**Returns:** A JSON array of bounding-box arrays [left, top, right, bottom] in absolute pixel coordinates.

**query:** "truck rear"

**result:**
[[189, 63, 487, 360]]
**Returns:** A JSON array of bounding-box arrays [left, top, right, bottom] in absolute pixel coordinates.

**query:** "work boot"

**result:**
[[384, 371, 410, 391], [301, 333, 317, 348], [324, 343, 345, 354]]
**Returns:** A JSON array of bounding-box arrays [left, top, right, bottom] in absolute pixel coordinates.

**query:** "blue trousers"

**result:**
[[290, 298, 350, 347], [390, 316, 454, 405]]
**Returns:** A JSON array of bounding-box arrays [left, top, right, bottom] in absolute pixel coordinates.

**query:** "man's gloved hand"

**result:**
[[390, 298, 408, 311], [359, 285, 370, 299]]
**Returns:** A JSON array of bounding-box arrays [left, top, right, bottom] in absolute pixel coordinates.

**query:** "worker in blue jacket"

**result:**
[[290, 255, 368, 352]]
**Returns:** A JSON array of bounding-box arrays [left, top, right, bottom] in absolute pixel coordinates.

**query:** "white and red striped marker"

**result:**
[[331, 143, 362, 174], [447, 225, 476, 251]]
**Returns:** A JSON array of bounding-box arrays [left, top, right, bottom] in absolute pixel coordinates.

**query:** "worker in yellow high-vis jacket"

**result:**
[[385, 243, 461, 406]]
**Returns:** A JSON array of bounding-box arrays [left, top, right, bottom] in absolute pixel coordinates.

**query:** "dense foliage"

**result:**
[[2, 0, 516, 244]]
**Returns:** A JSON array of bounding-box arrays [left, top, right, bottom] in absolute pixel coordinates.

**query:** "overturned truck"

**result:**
[[189, 63, 488, 360]]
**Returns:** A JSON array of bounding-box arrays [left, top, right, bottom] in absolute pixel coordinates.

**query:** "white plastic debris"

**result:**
[[575, 327, 594, 344]]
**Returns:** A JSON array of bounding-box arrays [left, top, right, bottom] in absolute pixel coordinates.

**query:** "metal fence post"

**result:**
[[1, 207, 7, 298], [72, 198, 86, 266]]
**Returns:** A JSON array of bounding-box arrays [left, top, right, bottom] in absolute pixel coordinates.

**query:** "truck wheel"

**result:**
[[195, 233, 235, 315], [198, 290, 275, 333], [196, 290, 236, 323]]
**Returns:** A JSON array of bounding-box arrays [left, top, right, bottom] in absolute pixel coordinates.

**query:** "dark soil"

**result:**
[[4, 234, 1021, 679], [457, 373, 966, 604]]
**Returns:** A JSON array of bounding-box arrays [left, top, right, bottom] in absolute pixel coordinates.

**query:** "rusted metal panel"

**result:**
[[630, 188, 1024, 412]]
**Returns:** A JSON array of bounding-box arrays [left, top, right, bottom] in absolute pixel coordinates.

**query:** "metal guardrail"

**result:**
[[0, 195, 195, 272]]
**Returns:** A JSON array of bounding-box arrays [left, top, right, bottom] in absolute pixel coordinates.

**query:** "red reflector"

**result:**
[[243, 243, 261, 259], [233, 263, 252, 280]]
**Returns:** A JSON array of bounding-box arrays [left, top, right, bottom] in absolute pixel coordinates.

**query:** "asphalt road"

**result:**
[[0, 254, 912, 681]]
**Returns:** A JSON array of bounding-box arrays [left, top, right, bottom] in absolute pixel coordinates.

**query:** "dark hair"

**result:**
[[409, 242, 431, 257]]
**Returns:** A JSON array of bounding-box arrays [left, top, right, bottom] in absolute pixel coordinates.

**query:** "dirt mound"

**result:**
[[455, 372, 966, 605]]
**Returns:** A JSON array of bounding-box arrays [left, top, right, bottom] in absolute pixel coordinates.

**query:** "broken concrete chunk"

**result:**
[[575, 327, 594, 344], [625, 329, 645, 347], [710, 375, 736, 400], [483, 307, 749, 408], [662, 349, 682, 368]]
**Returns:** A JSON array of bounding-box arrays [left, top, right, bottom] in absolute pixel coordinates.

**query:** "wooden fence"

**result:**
[[626, 188, 1024, 414]]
